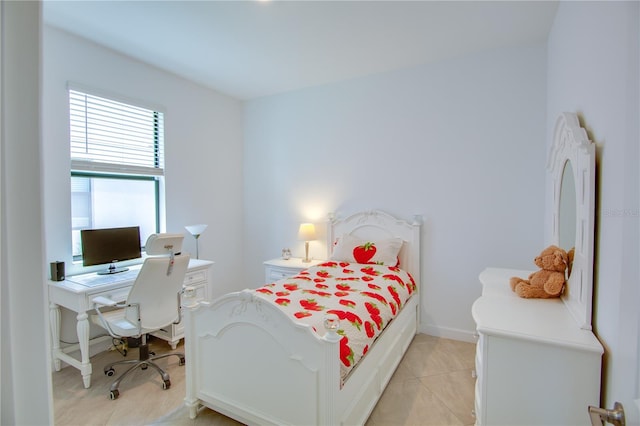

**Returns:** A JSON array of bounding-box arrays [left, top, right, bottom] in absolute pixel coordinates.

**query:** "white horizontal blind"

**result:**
[[69, 89, 164, 176]]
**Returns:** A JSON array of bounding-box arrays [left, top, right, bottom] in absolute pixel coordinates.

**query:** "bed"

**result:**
[[183, 210, 422, 425]]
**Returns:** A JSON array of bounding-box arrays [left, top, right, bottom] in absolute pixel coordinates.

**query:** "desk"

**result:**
[[48, 258, 213, 388]]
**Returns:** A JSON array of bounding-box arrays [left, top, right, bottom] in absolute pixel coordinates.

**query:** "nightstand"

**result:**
[[263, 257, 324, 282]]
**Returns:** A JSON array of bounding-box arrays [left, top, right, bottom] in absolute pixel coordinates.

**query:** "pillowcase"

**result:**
[[330, 234, 403, 266]]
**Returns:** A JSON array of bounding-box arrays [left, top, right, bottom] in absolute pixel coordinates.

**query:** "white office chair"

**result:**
[[91, 233, 190, 400]]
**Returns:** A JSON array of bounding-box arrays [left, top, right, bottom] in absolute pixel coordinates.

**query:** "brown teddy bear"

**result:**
[[510, 245, 568, 299]]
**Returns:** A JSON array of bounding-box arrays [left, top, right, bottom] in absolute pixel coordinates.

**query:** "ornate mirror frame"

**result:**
[[548, 112, 596, 330]]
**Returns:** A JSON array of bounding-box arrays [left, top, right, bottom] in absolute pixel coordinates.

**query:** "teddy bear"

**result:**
[[509, 245, 568, 299]]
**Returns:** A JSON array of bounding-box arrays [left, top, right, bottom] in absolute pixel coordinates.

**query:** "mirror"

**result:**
[[548, 113, 595, 330], [558, 160, 576, 277]]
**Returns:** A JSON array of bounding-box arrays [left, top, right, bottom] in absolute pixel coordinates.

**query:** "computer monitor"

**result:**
[[80, 226, 141, 275]]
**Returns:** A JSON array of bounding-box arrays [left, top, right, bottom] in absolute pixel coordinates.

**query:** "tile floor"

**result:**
[[52, 334, 476, 425]]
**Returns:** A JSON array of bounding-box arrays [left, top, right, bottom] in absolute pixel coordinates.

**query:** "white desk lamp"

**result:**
[[185, 224, 208, 259]]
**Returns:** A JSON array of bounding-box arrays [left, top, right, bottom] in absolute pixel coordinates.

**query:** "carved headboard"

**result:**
[[326, 210, 422, 287]]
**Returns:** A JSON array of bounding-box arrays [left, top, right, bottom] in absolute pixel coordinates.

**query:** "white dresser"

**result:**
[[471, 267, 603, 426]]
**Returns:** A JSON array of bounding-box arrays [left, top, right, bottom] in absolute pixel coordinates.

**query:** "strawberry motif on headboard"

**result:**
[[353, 242, 376, 264]]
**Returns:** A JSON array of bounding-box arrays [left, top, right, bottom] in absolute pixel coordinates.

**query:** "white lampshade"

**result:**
[[185, 224, 208, 237], [185, 224, 208, 259], [298, 223, 316, 241]]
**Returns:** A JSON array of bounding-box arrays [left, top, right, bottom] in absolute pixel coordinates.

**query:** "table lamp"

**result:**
[[298, 223, 316, 262], [185, 224, 208, 259]]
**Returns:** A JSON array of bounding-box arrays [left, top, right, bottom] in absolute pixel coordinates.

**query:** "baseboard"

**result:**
[[418, 323, 477, 343]]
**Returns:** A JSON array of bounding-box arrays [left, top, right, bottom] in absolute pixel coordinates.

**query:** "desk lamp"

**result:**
[[185, 224, 208, 259]]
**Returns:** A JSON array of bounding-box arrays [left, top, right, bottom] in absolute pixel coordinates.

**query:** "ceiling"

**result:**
[[43, 1, 559, 100]]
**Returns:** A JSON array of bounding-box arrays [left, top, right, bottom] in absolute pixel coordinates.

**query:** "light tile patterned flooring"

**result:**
[[53, 334, 476, 425]]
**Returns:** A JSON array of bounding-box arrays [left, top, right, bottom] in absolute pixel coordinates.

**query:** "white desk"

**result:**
[[48, 258, 213, 388]]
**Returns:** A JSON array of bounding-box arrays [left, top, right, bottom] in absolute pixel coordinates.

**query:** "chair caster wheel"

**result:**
[[179, 357, 185, 366], [105, 368, 115, 377], [141, 364, 148, 370], [122, 349, 127, 356], [109, 390, 119, 400], [162, 379, 171, 390]]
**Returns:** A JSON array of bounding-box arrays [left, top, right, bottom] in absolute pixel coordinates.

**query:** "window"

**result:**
[[69, 88, 164, 259]]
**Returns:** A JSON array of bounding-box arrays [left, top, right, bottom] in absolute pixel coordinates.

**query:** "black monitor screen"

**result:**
[[80, 226, 141, 274]]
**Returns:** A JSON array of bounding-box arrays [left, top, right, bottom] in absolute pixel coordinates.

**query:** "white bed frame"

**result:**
[[183, 210, 421, 425]]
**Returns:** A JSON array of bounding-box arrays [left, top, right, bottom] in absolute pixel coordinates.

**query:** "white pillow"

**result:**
[[330, 234, 403, 265]]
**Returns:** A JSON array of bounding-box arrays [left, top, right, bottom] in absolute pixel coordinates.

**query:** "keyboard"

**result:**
[[67, 267, 140, 288]]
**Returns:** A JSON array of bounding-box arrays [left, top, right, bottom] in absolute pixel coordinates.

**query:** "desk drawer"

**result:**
[[184, 269, 207, 286], [90, 287, 130, 304], [182, 282, 207, 303]]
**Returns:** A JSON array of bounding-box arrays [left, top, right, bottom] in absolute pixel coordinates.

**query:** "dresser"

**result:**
[[471, 268, 603, 426], [263, 257, 324, 282]]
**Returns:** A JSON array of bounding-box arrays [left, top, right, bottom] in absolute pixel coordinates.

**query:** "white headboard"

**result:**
[[327, 210, 422, 286]]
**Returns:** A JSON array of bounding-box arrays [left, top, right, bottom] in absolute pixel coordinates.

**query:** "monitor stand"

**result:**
[[97, 263, 129, 275]]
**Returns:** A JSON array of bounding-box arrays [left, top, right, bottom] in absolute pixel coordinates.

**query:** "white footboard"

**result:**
[[184, 289, 342, 425], [183, 290, 418, 426]]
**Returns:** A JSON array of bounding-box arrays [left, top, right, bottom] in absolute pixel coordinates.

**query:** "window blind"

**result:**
[[69, 89, 164, 176]]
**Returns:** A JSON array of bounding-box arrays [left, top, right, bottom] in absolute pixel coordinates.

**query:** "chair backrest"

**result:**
[[145, 233, 184, 255], [124, 234, 190, 331]]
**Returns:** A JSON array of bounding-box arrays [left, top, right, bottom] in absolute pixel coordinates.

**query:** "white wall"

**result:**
[[42, 26, 245, 341], [42, 26, 244, 297], [244, 44, 547, 340], [1, 1, 52, 424], [547, 1, 639, 423]]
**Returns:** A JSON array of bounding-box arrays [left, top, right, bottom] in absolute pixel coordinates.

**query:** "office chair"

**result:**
[[91, 233, 190, 400]]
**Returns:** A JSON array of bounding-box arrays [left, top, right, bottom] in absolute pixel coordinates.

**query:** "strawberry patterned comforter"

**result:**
[[253, 261, 417, 380]]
